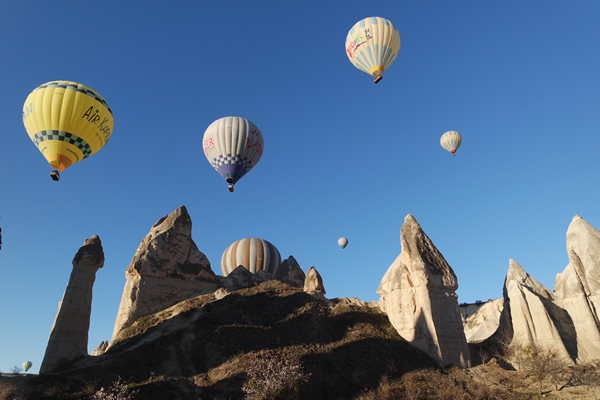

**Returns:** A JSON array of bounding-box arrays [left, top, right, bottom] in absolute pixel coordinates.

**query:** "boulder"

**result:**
[[40, 236, 104, 373], [554, 215, 600, 361], [377, 214, 470, 367], [111, 206, 217, 342]]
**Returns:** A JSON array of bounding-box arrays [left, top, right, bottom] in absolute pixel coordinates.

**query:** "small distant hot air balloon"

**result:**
[[440, 130, 462, 156], [345, 17, 401, 83], [221, 238, 281, 277], [203, 116, 264, 192], [22, 361, 32, 372], [338, 237, 348, 249], [22, 81, 114, 181]]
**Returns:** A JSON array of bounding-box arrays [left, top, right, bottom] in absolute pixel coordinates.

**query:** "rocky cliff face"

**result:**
[[377, 214, 470, 367], [111, 206, 217, 342], [40, 236, 104, 373], [554, 215, 600, 361]]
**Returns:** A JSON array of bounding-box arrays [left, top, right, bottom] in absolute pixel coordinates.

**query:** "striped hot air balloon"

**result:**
[[440, 130, 462, 156], [221, 238, 281, 277], [203, 116, 264, 192], [345, 17, 401, 83], [22, 81, 114, 181]]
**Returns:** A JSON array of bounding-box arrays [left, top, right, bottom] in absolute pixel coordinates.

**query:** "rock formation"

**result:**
[[92, 340, 108, 356], [111, 206, 217, 341], [303, 266, 326, 298], [273, 256, 306, 288], [216, 265, 272, 291], [554, 215, 600, 361], [377, 214, 470, 367], [40, 236, 104, 374], [462, 299, 503, 344], [502, 259, 576, 362]]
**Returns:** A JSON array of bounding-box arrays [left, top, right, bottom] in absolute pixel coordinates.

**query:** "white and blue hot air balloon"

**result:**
[[345, 17, 401, 83], [338, 237, 348, 249], [203, 116, 264, 192], [440, 130, 462, 156]]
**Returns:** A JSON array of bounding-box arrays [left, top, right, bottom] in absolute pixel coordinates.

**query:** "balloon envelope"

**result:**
[[338, 237, 348, 249], [22, 81, 114, 173], [345, 17, 401, 82], [221, 238, 281, 277], [203, 116, 264, 190], [440, 130, 462, 156], [22, 361, 32, 371]]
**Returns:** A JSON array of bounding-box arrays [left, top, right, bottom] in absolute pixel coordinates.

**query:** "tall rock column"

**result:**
[[554, 215, 600, 361], [377, 215, 470, 367], [111, 206, 217, 343], [40, 236, 104, 374]]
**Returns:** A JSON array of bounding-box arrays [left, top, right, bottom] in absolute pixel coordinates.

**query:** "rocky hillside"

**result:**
[[11, 281, 442, 399]]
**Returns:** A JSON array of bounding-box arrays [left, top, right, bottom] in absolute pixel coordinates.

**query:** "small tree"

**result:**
[[519, 342, 568, 395], [10, 366, 23, 374], [88, 377, 139, 400], [242, 353, 311, 400]]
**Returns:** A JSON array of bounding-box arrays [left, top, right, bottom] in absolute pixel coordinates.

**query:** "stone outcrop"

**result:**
[[502, 259, 576, 362], [462, 299, 503, 344], [92, 340, 108, 356], [216, 265, 272, 291], [303, 266, 326, 298], [111, 206, 217, 341], [554, 215, 600, 361], [273, 256, 306, 288], [377, 214, 470, 367], [40, 236, 104, 373]]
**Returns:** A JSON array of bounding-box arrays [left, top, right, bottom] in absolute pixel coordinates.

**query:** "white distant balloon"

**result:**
[[338, 237, 348, 249], [440, 130, 462, 156]]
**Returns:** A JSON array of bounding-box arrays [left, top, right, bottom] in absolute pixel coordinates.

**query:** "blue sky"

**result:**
[[1, 1, 599, 374]]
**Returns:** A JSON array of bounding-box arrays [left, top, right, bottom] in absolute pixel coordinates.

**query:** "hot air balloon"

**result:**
[[338, 237, 348, 249], [440, 130, 462, 156], [22, 81, 114, 181], [221, 238, 281, 277], [22, 361, 32, 372], [345, 17, 401, 84], [203, 116, 264, 192]]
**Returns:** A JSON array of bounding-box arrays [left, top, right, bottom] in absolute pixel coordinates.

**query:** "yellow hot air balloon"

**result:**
[[22, 81, 114, 181], [345, 17, 401, 83]]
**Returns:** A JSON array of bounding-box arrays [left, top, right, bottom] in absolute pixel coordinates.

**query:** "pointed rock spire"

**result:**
[[111, 206, 217, 342], [378, 214, 470, 367], [554, 215, 600, 361]]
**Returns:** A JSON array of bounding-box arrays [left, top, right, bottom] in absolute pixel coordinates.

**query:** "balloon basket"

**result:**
[[228, 184, 234, 192], [50, 170, 60, 181], [374, 75, 382, 84]]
